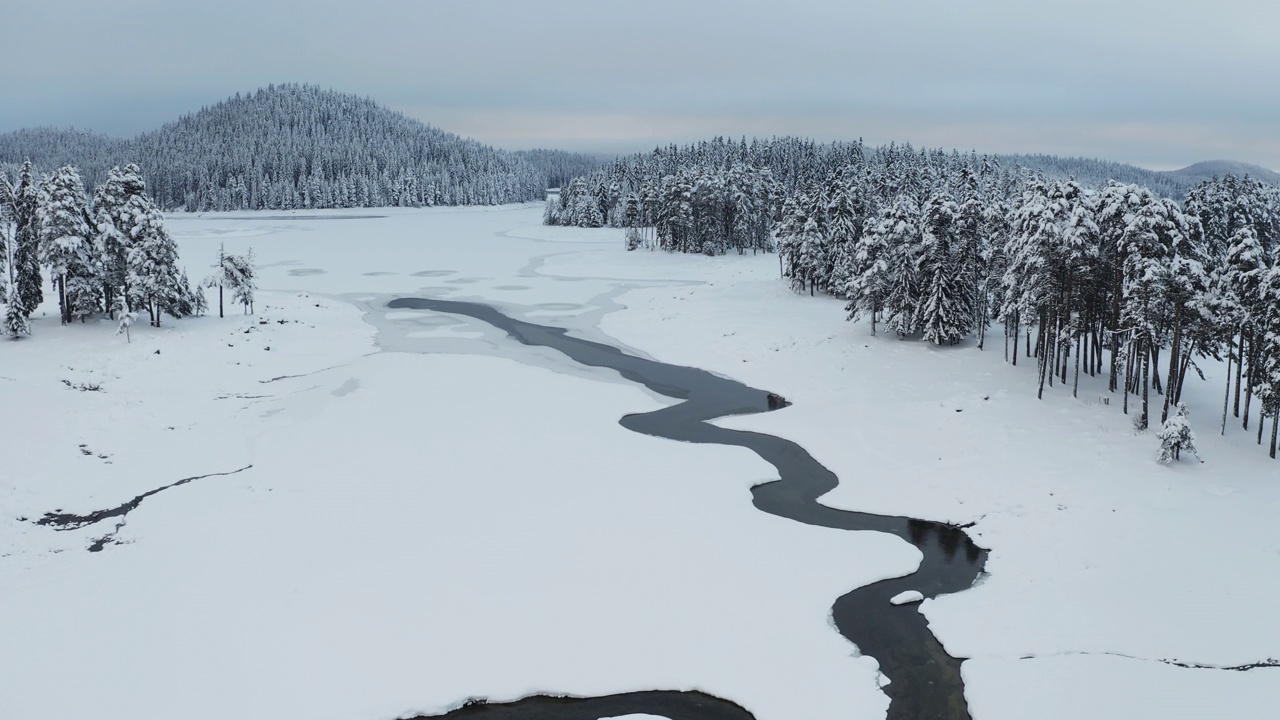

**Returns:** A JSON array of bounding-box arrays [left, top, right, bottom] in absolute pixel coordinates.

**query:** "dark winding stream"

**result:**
[[388, 297, 988, 720]]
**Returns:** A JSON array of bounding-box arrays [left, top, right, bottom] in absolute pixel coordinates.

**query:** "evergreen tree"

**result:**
[[0, 172, 12, 303], [229, 249, 257, 314], [10, 161, 43, 316], [123, 193, 185, 326], [36, 166, 97, 323], [881, 195, 925, 337], [1157, 402, 1199, 464], [1221, 225, 1270, 428], [919, 194, 970, 345], [1259, 266, 1280, 458], [844, 202, 893, 334], [1157, 200, 1210, 423], [775, 196, 807, 282], [1119, 187, 1171, 429], [4, 289, 29, 338], [792, 216, 825, 295], [92, 164, 147, 317]]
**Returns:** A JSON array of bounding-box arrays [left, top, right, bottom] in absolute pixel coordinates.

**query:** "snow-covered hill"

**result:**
[[0, 85, 600, 211], [1164, 160, 1280, 186]]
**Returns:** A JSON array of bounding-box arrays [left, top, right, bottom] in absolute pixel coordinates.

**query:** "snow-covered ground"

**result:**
[[1, 204, 1276, 719]]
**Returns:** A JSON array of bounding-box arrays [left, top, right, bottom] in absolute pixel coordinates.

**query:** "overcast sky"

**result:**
[[3, 0, 1277, 170]]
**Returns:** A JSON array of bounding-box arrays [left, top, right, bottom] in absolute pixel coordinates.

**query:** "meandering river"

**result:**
[[388, 297, 988, 720]]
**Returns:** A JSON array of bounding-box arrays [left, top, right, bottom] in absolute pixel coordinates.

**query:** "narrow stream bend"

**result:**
[[389, 297, 988, 720]]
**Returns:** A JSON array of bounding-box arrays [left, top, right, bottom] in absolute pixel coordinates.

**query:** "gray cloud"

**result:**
[[2, 0, 1277, 169]]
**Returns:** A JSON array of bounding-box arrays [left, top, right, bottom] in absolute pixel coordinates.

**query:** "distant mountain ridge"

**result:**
[[1163, 160, 1280, 186], [996, 153, 1193, 197], [1, 84, 1274, 208], [0, 84, 600, 211]]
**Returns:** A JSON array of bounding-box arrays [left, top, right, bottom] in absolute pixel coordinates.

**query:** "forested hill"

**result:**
[[998, 153, 1194, 197], [0, 84, 600, 211], [1164, 160, 1280, 187]]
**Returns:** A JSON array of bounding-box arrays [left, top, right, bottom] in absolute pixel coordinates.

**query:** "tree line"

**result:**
[[0, 161, 229, 338], [547, 138, 1280, 460]]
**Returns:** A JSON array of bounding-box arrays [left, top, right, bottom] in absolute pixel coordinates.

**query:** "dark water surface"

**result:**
[[389, 297, 987, 720]]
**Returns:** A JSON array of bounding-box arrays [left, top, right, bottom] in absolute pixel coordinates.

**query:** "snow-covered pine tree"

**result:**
[[92, 165, 147, 317], [919, 194, 970, 345], [210, 244, 256, 316], [1004, 178, 1082, 399], [228, 249, 257, 314], [542, 192, 561, 226], [1002, 179, 1054, 377], [775, 196, 807, 282], [881, 195, 925, 337], [0, 172, 12, 303], [825, 175, 864, 297], [1057, 181, 1100, 396], [793, 216, 826, 296], [1119, 188, 1172, 429], [10, 161, 43, 316], [1221, 225, 1270, 428], [123, 193, 185, 326], [953, 177, 989, 348], [4, 289, 30, 338], [116, 308, 136, 342], [188, 269, 208, 317], [1096, 181, 1136, 392], [37, 166, 98, 324], [845, 202, 893, 334], [1259, 266, 1280, 458], [1157, 200, 1210, 423], [1157, 402, 1199, 464], [980, 196, 1012, 356]]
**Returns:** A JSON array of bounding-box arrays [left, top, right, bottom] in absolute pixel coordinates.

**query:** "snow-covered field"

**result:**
[[2, 204, 1276, 719]]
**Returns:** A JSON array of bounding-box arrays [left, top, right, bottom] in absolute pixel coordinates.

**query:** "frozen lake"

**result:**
[[1, 204, 1277, 720]]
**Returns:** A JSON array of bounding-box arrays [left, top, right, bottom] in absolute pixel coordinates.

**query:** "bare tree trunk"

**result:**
[[1141, 334, 1151, 430], [1175, 351, 1192, 404], [977, 287, 987, 351], [1082, 319, 1089, 376], [1162, 308, 1182, 424], [1060, 278, 1073, 384], [1073, 331, 1082, 398], [1011, 312, 1019, 366], [1095, 325, 1104, 377], [1244, 340, 1256, 431], [1123, 339, 1131, 417], [1221, 351, 1233, 435], [1109, 266, 1123, 392], [219, 283, 224, 318], [1150, 344, 1163, 395], [1046, 309, 1057, 389], [1037, 310, 1049, 400], [1086, 320, 1093, 376], [1271, 409, 1278, 459], [58, 275, 68, 325], [1234, 331, 1245, 417]]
